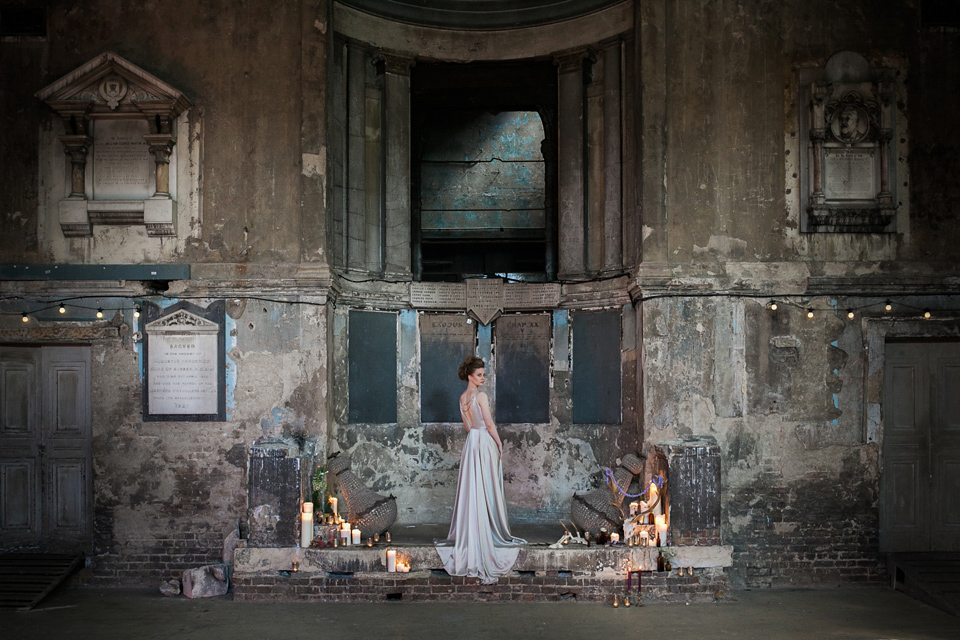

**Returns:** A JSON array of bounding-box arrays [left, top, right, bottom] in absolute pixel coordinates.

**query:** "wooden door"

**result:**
[[881, 342, 960, 552], [0, 346, 92, 552]]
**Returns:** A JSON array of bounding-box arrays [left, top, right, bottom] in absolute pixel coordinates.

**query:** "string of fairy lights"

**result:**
[[2, 291, 954, 324]]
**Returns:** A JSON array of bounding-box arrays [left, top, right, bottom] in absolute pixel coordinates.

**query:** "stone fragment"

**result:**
[[222, 527, 240, 564], [182, 564, 230, 598], [159, 579, 181, 597]]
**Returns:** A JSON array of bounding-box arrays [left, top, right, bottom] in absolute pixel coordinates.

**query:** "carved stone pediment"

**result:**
[[146, 309, 220, 334], [36, 53, 192, 238], [36, 51, 192, 122]]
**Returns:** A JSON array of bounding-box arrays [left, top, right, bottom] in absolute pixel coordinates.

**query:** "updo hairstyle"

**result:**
[[458, 355, 485, 381]]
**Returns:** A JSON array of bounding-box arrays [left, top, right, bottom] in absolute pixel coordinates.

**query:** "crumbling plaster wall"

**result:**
[[4, 0, 322, 268], [328, 306, 635, 525], [638, 0, 960, 587], [89, 297, 329, 583]]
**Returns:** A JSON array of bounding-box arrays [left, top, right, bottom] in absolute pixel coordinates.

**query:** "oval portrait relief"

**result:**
[[831, 104, 869, 144]]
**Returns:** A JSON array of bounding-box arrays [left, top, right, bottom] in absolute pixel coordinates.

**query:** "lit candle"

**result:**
[[610, 532, 620, 545], [629, 501, 639, 516], [640, 530, 649, 546], [386, 549, 397, 572], [655, 515, 667, 546], [302, 501, 313, 514], [329, 497, 338, 519], [340, 522, 351, 545], [300, 509, 313, 547], [352, 528, 361, 545]]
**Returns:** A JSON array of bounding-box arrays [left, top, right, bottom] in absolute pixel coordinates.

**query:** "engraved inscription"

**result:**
[[410, 282, 466, 309], [147, 333, 218, 415], [466, 278, 503, 325], [503, 283, 561, 309], [497, 314, 551, 339], [420, 314, 474, 339], [824, 149, 875, 200], [93, 120, 152, 199]]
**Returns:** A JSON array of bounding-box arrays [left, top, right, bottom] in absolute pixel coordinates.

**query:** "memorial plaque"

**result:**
[[143, 301, 225, 422], [93, 119, 152, 200], [410, 282, 466, 309], [496, 314, 551, 424], [420, 314, 476, 423], [466, 278, 503, 325], [824, 148, 875, 200], [503, 282, 561, 309], [348, 310, 397, 424]]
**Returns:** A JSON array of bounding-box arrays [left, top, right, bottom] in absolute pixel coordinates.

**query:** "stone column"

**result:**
[[378, 52, 414, 279], [346, 43, 367, 271], [60, 134, 92, 198], [554, 47, 595, 279], [144, 135, 175, 196], [602, 39, 622, 273]]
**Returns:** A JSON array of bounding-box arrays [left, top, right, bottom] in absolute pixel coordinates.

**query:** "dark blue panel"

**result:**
[[496, 314, 550, 423], [572, 310, 621, 424], [348, 311, 398, 423]]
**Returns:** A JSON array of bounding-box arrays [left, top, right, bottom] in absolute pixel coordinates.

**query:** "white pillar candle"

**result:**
[[639, 530, 649, 546], [300, 511, 313, 547], [386, 549, 397, 572], [340, 522, 351, 545], [655, 515, 668, 546], [352, 528, 361, 545], [302, 501, 313, 514], [329, 497, 338, 518], [629, 501, 639, 516]]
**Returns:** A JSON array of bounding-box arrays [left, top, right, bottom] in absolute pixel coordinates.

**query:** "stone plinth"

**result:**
[[233, 544, 733, 602]]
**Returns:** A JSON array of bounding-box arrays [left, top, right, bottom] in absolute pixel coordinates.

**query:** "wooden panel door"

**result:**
[[882, 342, 960, 552], [0, 347, 42, 548], [0, 346, 91, 552]]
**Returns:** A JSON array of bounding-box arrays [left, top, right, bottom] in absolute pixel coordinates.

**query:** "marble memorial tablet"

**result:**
[[466, 278, 503, 325], [496, 314, 550, 423], [143, 302, 226, 421], [824, 148, 875, 200], [420, 314, 476, 423], [503, 282, 561, 309], [93, 119, 153, 200], [410, 282, 466, 309]]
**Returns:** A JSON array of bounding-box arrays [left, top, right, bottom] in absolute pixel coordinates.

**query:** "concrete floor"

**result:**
[[4, 585, 959, 640]]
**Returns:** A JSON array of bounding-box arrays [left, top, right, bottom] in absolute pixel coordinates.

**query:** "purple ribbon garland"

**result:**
[[603, 467, 664, 499]]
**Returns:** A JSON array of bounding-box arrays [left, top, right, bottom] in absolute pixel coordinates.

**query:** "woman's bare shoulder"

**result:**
[[476, 391, 490, 405]]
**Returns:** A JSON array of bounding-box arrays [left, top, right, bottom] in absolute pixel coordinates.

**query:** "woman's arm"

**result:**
[[477, 392, 503, 456]]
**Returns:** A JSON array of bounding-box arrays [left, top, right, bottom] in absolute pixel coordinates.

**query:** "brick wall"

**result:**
[[233, 568, 729, 603], [725, 475, 885, 588], [85, 531, 224, 585]]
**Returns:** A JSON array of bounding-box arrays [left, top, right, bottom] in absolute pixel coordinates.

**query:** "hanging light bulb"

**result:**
[[806, 308, 815, 319], [22, 312, 29, 323], [96, 308, 104, 319], [884, 300, 893, 312], [923, 309, 932, 319], [59, 304, 66, 314], [133, 305, 141, 318], [768, 300, 778, 311], [846, 309, 855, 320]]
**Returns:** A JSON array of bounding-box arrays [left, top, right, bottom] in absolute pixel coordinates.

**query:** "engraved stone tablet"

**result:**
[[410, 282, 466, 309], [420, 314, 476, 423], [824, 148, 875, 200], [496, 314, 551, 423], [503, 283, 561, 309], [466, 278, 503, 325], [143, 301, 225, 421], [93, 119, 153, 200]]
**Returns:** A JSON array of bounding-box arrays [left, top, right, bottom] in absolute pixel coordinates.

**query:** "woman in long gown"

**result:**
[[435, 355, 526, 583]]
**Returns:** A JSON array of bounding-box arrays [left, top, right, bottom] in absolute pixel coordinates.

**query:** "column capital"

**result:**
[[373, 51, 415, 76], [553, 46, 597, 73]]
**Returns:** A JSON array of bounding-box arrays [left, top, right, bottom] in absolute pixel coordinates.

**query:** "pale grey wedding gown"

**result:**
[[435, 395, 526, 583]]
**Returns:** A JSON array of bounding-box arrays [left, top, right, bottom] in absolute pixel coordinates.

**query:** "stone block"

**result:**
[[182, 563, 230, 598]]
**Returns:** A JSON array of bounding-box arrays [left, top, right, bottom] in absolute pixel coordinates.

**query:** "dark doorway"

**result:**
[[411, 61, 558, 282], [881, 341, 960, 552]]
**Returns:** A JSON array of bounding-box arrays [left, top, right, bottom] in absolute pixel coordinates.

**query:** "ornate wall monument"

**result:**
[[36, 52, 192, 237], [800, 51, 898, 233]]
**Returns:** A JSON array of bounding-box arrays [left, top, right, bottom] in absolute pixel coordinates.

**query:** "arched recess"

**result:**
[[328, 0, 635, 282]]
